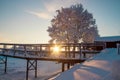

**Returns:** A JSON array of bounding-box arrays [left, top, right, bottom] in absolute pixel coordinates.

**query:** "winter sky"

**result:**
[[0, 0, 120, 43]]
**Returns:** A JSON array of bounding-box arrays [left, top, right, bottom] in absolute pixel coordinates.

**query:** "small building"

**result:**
[[94, 36, 120, 48]]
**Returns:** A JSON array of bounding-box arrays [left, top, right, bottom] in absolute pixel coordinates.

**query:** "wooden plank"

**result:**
[[35, 60, 37, 78], [26, 60, 29, 80]]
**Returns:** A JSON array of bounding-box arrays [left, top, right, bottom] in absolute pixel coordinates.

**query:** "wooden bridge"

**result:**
[[0, 43, 105, 80]]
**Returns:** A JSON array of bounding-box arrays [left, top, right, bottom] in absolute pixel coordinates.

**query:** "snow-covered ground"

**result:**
[[0, 57, 61, 80], [55, 48, 120, 80], [1, 48, 120, 80]]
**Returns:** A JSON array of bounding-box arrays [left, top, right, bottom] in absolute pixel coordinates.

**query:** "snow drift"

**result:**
[[55, 48, 120, 80]]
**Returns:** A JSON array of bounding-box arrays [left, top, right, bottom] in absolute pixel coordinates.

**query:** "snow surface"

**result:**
[[0, 58, 61, 80], [55, 48, 120, 80]]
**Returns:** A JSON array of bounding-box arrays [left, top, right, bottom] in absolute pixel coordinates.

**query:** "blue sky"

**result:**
[[0, 0, 120, 43]]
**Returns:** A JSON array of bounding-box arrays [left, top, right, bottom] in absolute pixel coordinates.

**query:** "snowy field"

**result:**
[[0, 57, 61, 80], [55, 48, 120, 80]]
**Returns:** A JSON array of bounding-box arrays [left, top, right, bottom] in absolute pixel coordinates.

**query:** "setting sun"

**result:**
[[53, 46, 60, 53], [50, 45, 61, 58]]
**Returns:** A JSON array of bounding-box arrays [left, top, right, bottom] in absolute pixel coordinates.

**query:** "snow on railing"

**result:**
[[117, 43, 120, 54]]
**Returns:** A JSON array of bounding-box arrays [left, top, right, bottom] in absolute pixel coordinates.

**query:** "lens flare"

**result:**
[[53, 46, 60, 52]]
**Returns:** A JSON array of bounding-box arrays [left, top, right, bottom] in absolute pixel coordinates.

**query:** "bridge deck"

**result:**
[[0, 53, 84, 63]]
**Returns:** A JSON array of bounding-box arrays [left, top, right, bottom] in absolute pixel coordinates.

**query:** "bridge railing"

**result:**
[[0, 43, 105, 59]]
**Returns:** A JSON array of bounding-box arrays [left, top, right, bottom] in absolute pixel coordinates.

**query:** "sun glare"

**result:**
[[53, 46, 60, 52]]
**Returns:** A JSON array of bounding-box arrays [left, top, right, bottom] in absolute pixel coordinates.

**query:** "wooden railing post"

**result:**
[[24, 45, 27, 56], [13, 45, 16, 55], [72, 44, 76, 58], [65, 46, 67, 57], [39, 45, 42, 57], [68, 44, 70, 58], [3, 44, 6, 54], [79, 44, 82, 59]]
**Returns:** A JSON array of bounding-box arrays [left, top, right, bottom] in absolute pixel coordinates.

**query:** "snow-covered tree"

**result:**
[[82, 27, 99, 43], [47, 4, 99, 43]]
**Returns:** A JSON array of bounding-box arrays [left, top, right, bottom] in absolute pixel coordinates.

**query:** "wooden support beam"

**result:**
[[0, 56, 7, 74], [83, 53, 86, 58], [67, 63, 70, 69], [4, 56, 7, 73], [26, 60, 29, 80], [35, 60, 37, 78], [62, 62, 65, 72], [26, 59, 38, 80]]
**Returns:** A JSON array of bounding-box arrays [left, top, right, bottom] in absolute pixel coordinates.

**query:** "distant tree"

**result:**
[[47, 4, 99, 44]]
